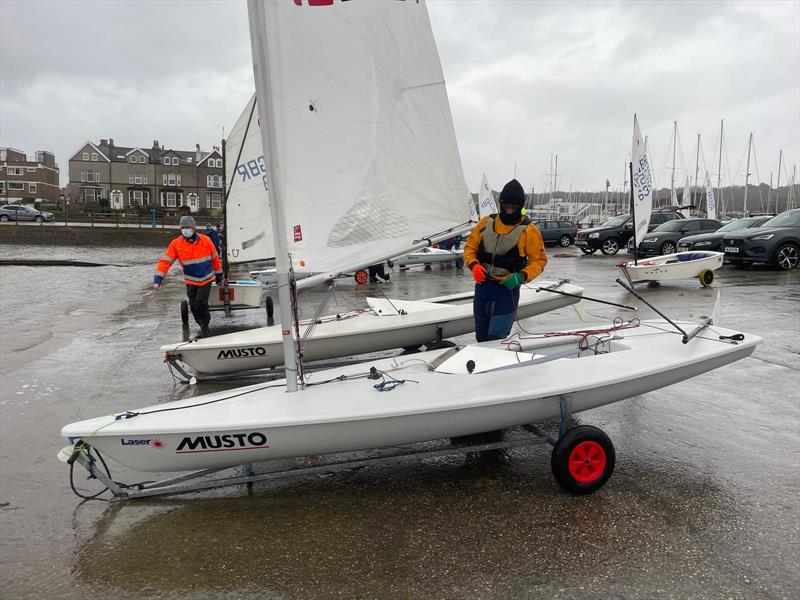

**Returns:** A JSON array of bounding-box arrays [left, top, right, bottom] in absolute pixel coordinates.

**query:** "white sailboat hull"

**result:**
[[63, 321, 760, 473], [395, 247, 464, 267], [208, 280, 263, 311], [618, 251, 724, 283], [161, 281, 583, 374]]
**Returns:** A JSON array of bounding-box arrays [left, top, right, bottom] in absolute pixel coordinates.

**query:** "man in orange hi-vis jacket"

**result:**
[[464, 179, 547, 342], [153, 215, 223, 337]]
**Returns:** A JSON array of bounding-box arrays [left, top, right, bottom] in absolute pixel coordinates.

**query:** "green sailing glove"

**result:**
[[500, 272, 524, 290]]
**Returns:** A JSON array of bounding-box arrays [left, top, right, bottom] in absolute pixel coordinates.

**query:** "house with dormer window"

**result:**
[[67, 139, 224, 214]]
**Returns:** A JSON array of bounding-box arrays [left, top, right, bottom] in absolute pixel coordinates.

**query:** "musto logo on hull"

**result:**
[[217, 347, 267, 360], [176, 432, 269, 454]]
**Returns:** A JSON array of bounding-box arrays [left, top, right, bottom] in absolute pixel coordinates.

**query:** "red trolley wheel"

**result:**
[[354, 269, 368, 284], [551, 425, 615, 495]]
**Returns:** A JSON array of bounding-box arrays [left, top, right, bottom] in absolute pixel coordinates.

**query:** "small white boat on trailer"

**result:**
[[394, 246, 464, 268], [61, 318, 760, 497], [618, 251, 724, 287], [163, 281, 583, 376]]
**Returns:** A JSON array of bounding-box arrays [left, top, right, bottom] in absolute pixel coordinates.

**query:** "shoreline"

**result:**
[[0, 224, 175, 247]]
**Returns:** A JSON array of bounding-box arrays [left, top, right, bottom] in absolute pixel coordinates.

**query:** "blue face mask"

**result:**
[[181, 228, 195, 238]]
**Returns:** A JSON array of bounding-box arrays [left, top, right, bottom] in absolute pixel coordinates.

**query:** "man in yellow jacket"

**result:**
[[153, 215, 223, 337], [464, 179, 547, 342]]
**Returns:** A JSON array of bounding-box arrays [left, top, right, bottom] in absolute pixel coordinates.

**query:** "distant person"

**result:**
[[205, 222, 222, 254], [152, 215, 223, 338], [464, 179, 548, 342], [368, 262, 391, 284]]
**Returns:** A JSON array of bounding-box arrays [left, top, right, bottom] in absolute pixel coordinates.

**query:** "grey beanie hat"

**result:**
[[179, 215, 196, 228]]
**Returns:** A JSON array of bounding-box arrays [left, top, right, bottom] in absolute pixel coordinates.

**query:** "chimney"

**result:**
[[100, 139, 108, 146], [152, 140, 160, 150], [195, 144, 202, 162], [109, 138, 114, 147]]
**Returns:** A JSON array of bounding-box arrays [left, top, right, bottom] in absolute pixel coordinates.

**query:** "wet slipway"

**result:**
[[0, 243, 797, 599]]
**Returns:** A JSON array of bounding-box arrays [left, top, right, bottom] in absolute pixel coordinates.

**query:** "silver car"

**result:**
[[0, 204, 55, 222]]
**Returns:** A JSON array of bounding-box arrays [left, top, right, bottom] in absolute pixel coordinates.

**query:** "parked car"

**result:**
[[633, 218, 723, 257], [533, 219, 577, 247], [722, 208, 800, 270], [677, 216, 771, 252], [575, 209, 684, 255], [0, 204, 55, 222]]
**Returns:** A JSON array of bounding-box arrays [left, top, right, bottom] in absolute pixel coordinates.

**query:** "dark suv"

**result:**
[[575, 210, 684, 255], [678, 216, 771, 252], [722, 209, 800, 270], [533, 220, 577, 247], [635, 218, 723, 256]]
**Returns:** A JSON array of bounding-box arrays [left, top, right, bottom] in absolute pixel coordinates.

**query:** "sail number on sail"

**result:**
[[237, 155, 268, 191]]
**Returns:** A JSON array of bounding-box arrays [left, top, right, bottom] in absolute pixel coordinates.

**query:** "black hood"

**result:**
[[722, 226, 790, 240]]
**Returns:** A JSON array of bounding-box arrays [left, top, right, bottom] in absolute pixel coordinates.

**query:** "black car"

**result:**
[[533, 219, 577, 247], [722, 209, 800, 270], [634, 218, 723, 256], [678, 216, 771, 252], [575, 210, 684, 255]]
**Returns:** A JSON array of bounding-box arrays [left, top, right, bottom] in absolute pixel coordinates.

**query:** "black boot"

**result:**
[[200, 324, 211, 338]]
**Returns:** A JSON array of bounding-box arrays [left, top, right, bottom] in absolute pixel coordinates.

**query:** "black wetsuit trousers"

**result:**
[[186, 282, 212, 327]]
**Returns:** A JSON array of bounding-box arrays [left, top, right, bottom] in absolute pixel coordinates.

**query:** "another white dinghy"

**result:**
[[618, 251, 724, 287], [162, 281, 583, 375]]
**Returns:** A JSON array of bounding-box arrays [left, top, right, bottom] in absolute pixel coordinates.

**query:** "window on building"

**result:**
[[162, 173, 181, 186], [29, 183, 37, 193], [186, 157, 192, 163], [8, 167, 24, 175], [165, 191, 177, 207], [84, 188, 97, 202], [82, 152, 89, 160], [26, 167, 36, 172], [172, 157, 179, 166], [162, 157, 170, 165], [0, 182, 4, 190], [129, 156, 137, 163], [208, 192, 222, 209], [91, 153, 98, 161], [8, 182, 24, 190], [138, 156, 146, 164]]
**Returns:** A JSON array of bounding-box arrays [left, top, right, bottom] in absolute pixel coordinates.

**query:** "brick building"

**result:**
[[0, 148, 60, 204], [66, 139, 224, 214]]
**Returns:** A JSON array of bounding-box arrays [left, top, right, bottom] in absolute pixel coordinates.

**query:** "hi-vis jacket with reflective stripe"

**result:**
[[154, 233, 223, 286]]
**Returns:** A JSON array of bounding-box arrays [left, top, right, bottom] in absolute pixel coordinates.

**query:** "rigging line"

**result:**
[[300, 282, 336, 345]]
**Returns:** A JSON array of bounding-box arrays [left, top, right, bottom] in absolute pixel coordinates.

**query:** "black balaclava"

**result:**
[[498, 179, 525, 225]]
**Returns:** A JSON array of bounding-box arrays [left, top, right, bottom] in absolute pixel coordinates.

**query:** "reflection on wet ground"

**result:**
[[0, 244, 798, 599]]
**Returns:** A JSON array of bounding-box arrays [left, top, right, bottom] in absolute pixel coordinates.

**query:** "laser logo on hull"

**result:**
[[176, 432, 269, 454], [217, 347, 267, 360]]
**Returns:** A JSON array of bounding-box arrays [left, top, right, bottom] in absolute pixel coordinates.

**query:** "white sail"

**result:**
[[704, 170, 717, 220], [631, 115, 654, 245], [224, 94, 274, 265], [681, 175, 692, 216], [478, 173, 497, 218], [251, 0, 470, 280], [468, 190, 479, 222]]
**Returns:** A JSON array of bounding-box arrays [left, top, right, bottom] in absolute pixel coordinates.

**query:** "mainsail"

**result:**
[[478, 173, 498, 219], [704, 170, 717, 220], [631, 115, 654, 245], [681, 175, 692, 216], [224, 94, 274, 265], [249, 0, 470, 281]]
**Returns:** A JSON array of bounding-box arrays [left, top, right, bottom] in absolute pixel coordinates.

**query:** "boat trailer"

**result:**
[[63, 395, 616, 501]]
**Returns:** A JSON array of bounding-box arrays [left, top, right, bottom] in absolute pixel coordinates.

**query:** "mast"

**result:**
[[554, 154, 558, 218], [693, 133, 701, 215], [670, 120, 677, 206], [247, 0, 299, 392], [743, 133, 752, 216], [221, 138, 229, 279], [768, 173, 773, 213], [630, 162, 637, 265], [775, 149, 783, 213], [716, 119, 724, 218]]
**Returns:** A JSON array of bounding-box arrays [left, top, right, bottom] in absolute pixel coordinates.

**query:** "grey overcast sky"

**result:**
[[1, 0, 798, 193]]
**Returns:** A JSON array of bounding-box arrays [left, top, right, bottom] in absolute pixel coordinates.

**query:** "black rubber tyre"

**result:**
[[354, 270, 368, 284], [0, 215, 8, 222], [180, 300, 189, 325], [660, 241, 677, 255], [580, 247, 596, 255], [773, 243, 799, 271], [35, 216, 44, 223], [698, 269, 714, 287], [551, 425, 615, 495], [600, 237, 620, 255], [386, 259, 394, 269], [559, 234, 572, 247], [265, 296, 274, 321], [425, 340, 456, 351]]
